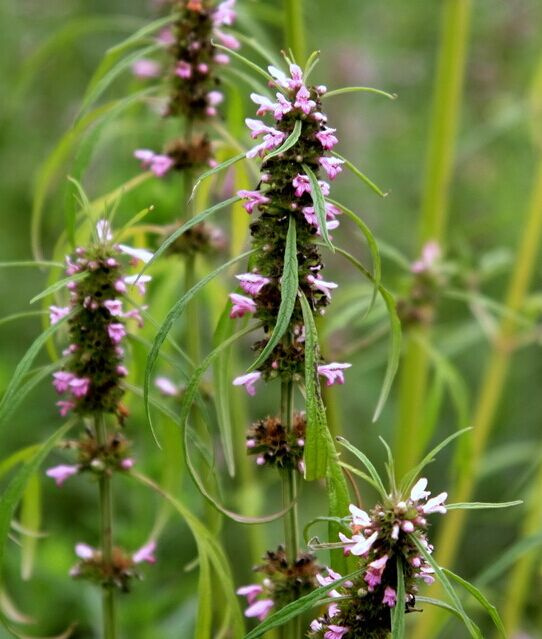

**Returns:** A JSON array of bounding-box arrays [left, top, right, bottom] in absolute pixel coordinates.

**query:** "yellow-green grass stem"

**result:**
[[284, 0, 306, 65]]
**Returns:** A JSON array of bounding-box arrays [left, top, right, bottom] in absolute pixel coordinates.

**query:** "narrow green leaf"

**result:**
[[248, 217, 298, 371], [333, 246, 401, 421], [443, 568, 506, 637], [212, 43, 273, 84], [20, 474, 41, 580], [332, 152, 387, 197], [0, 261, 63, 269], [336, 436, 387, 498], [446, 500, 522, 510], [263, 119, 302, 161], [0, 311, 48, 328], [143, 249, 255, 439], [192, 153, 246, 196], [323, 86, 397, 100], [391, 557, 406, 639], [303, 50, 320, 82], [139, 196, 241, 279], [243, 570, 362, 638], [411, 535, 482, 639], [302, 163, 334, 252], [30, 272, 87, 304], [0, 421, 75, 573], [415, 596, 464, 622]]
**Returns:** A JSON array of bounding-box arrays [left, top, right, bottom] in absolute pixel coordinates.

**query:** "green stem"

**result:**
[[96, 414, 116, 639], [284, 0, 306, 64], [415, 143, 542, 639], [394, 0, 471, 478], [280, 379, 300, 639]]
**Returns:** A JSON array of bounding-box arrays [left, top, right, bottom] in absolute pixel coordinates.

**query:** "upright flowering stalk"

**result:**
[[229, 60, 350, 635], [46, 220, 155, 638]]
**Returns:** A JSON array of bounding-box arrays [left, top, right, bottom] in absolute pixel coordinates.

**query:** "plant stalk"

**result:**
[[280, 379, 300, 639], [395, 0, 471, 477], [96, 413, 117, 639], [284, 0, 306, 65]]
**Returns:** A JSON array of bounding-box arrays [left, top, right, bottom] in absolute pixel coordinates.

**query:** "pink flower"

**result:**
[[364, 554, 388, 590], [118, 244, 154, 264], [274, 92, 293, 119], [294, 85, 316, 114], [52, 371, 74, 393], [338, 530, 378, 556], [120, 458, 134, 470], [207, 90, 223, 105], [134, 150, 174, 177], [175, 60, 192, 78], [133, 540, 157, 564], [233, 371, 262, 396], [237, 189, 270, 214], [108, 323, 126, 344], [229, 293, 257, 318], [267, 65, 290, 89], [245, 119, 286, 158], [132, 59, 161, 78], [244, 598, 274, 621], [156, 27, 175, 46], [288, 64, 304, 88], [68, 377, 90, 398], [96, 219, 113, 242], [235, 273, 271, 296], [245, 118, 278, 139], [316, 127, 339, 150], [292, 174, 311, 197], [418, 565, 435, 584], [214, 29, 240, 50], [307, 274, 338, 299], [215, 52, 230, 65], [324, 625, 349, 639], [104, 300, 123, 316], [319, 156, 345, 180], [124, 274, 152, 295], [197, 62, 209, 74], [411, 240, 441, 274], [75, 543, 94, 560], [213, 0, 236, 26], [349, 504, 371, 527], [155, 376, 179, 397], [49, 305, 70, 325], [383, 586, 397, 607], [46, 464, 79, 486], [236, 584, 263, 605], [317, 362, 352, 386], [250, 93, 275, 116], [422, 492, 447, 515], [57, 400, 76, 417], [410, 477, 431, 501]]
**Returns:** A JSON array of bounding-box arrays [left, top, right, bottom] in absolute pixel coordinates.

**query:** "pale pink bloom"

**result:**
[[175, 60, 192, 78], [267, 65, 289, 89], [236, 584, 263, 605], [155, 376, 179, 397], [114, 279, 127, 293], [46, 464, 79, 486], [319, 156, 345, 180], [237, 189, 270, 214], [307, 275, 338, 299], [197, 62, 209, 74], [316, 127, 339, 150], [132, 59, 161, 78], [246, 132, 286, 159], [410, 477, 430, 501], [149, 154, 174, 177], [316, 85, 328, 95], [215, 29, 240, 50], [245, 118, 279, 139], [313, 111, 328, 123], [256, 455, 265, 465], [244, 598, 274, 621], [339, 530, 378, 556], [274, 92, 293, 119], [120, 458, 134, 469], [292, 174, 311, 197], [324, 625, 349, 639], [57, 400, 76, 416], [250, 93, 276, 116], [328, 602, 340, 617], [49, 305, 70, 325], [310, 619, 323, 632], [236, 273, 271, 296], [118, 244, 154, 264], [213, 0, 236, 26], [401, 520, 415, 533], [133, 540, 157, 564], [294, 85, 316, 114], [422, 492, 447, 515], [207, 90, 223, 107], [419, 565, 435, 584], [96, 219, 113, 242], [124, 274, 152, 295], [383, 586, 397, 607], [364, 554, 388, 590], [349, 504, 371, 527], [104, 300, 123, 316], [75, 543, 94, 560], [233, 371, 262, 396], [53, 371, 74, 393], [123, 308, 144, 327], [229, 293, 257, 318], [246, 439, 256, 449], [317, 362, 352, 386], [156, 27, 175, 46], [411, 240, 441, 274], [108, 323, 126, 344], [69, 377, 90, 398], [215, 52, 230, 65]]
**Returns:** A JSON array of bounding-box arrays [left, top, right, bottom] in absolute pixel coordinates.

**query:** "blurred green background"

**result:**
[[1, 0, 542, 637]]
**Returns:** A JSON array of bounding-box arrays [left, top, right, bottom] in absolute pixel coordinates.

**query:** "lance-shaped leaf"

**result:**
[[391, 557, 406, 639], [323, 86, 397, 100], [302, 163, 334, 252], [191, 152, 246, 197], [248, 216, 298, 371], [332, 151, 387, 197], [263, 119, 302, 162]]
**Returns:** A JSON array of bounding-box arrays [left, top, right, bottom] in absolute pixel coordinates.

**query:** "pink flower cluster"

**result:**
[[236, 584, 274, 621]]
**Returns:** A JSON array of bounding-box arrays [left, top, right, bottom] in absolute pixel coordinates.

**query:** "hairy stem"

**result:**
[[395, 0, 471, 478], [281, 379, 300, 639], [284, 0, 306, 65], [96, 413, 116, 639]]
